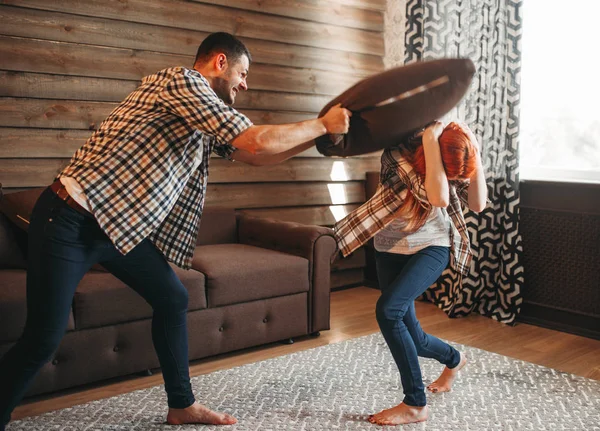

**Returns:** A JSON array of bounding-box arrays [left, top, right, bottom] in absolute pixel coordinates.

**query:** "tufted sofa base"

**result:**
[[0, 292, 308, 396], [0, 187, 337, 398]]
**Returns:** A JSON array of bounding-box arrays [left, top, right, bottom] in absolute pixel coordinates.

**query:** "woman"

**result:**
[[334, 121, 488, 426]]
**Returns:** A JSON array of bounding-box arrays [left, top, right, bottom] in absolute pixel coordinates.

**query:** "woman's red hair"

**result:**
[[395, 122, 479, 232]]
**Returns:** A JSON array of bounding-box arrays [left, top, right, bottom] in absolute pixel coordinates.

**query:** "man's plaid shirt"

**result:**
[[58, 67, 253, 269], [334, 146, 473, 275]]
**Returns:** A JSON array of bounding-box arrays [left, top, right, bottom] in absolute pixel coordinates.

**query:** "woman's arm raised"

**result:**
[[422, 122, 450, 207]]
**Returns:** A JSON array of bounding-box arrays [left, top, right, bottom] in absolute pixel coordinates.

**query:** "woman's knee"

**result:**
[[375, 296, 408, 323]]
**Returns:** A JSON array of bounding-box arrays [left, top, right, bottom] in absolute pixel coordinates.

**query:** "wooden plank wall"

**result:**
[[0, 0, 386, 288]]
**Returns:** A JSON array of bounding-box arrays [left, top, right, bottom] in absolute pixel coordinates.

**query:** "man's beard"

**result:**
[[213, 75, 235, 105]]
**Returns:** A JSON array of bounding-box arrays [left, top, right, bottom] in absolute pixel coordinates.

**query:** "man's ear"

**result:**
[[214, 53, 228, 72]]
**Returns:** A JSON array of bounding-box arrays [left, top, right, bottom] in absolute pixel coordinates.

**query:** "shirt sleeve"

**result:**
[[157, 68, 253, 149], [334, 179, 410, 258], [452, 180, 470, 207], [212, 141, 238, 160], [382, 148, 431, 210]]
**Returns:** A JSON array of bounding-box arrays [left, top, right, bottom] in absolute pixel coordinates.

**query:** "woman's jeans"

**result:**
[[0, 188, 195, 428], [375, 246, 460, 407]]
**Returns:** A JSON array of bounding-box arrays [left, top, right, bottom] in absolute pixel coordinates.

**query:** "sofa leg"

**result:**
[[281, 338, 294, 345], [310, 331, 321, 337], [137, 369, 153, 377]]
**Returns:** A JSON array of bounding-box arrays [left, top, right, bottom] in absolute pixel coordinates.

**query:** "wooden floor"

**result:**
[[13, 286, 600, 420]]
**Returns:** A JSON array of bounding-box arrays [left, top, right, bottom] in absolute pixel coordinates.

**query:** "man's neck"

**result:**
[[193, 64, 216, 88]]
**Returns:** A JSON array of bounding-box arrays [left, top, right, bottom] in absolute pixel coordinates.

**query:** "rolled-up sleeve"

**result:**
[[212, 142, 238, 160]]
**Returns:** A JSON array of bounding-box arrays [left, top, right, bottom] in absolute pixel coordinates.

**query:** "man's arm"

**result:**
[[231, 140, 314, 166], [231, 104, 351, 156]]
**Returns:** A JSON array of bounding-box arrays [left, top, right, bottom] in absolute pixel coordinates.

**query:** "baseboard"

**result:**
[[330, 283, 364, 292], [517, 301, 600, 340]]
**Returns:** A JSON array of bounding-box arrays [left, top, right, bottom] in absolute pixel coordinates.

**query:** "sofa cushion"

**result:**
[[315, 58, 476, 157], [191, 244, 309, 308], [73, 265, 207, 330], [0, 269, 75, 342]]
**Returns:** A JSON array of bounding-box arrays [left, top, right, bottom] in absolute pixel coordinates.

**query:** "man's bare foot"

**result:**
[[427, 352, 467, 393], [166, 401, 237, 425], [368, 403, 428, 426]]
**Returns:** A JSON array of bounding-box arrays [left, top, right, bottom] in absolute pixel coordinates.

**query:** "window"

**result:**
[[520, 1, 600, 183]]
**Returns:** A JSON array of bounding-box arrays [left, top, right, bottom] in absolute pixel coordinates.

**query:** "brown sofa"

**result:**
[[0, 187, 337, 397]]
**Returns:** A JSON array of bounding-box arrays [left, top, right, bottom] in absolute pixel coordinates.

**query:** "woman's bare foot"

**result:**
[[368, 403, 428, 426], [427, 352, 467, 393], [166, 401, 237, 425]]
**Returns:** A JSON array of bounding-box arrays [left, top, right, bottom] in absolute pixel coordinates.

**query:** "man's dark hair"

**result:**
[[194, 32, 252, 66]]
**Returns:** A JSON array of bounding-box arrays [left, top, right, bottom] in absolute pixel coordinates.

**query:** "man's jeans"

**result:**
[[0, 188, 195, 428], [375, 247, 460, 407]]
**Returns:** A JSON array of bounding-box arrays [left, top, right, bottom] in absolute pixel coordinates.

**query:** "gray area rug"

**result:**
[[8, 333, 600, 430]]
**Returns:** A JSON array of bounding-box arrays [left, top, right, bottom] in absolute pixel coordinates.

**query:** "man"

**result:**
[[0, 32, 351, 428]]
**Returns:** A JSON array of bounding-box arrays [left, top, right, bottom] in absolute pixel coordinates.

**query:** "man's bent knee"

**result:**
[[153, 285, 189, 314]]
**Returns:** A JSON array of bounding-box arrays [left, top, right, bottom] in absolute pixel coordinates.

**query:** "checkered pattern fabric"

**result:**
[[58, 67, 253, 269], [334, 145, 473, 276]]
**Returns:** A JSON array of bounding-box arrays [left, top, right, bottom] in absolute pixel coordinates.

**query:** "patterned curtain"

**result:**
[[404, 0, 524, 324]]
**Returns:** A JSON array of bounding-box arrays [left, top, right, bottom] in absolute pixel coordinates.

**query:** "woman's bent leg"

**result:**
[[374, 247, 449, 407]]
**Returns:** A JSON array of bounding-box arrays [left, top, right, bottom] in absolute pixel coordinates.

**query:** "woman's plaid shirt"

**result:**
[[58, 67, 253, 269], [334, 147, 473, 275]]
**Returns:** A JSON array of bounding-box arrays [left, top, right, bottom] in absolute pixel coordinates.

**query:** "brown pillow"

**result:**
[[0, 187, 45, 231], [315, 58, 475, 157], [0, 213, 27, 269], [0, 187, 44, 269], [0, 187, 108, 272]]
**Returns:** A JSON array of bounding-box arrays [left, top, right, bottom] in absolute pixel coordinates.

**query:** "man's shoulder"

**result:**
[[144, 67, 207, 84], [171, 67, 208, 84]]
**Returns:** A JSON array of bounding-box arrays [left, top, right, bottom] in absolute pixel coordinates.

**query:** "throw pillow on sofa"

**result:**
[[0, 186, 108, 272]]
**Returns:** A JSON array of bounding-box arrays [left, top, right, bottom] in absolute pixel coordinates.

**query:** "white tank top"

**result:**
[[374, 207, 451, 254]]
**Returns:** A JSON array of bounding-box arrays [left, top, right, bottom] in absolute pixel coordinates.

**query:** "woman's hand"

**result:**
[[456, 122, 480, 152], [424, 121, 444, 142]]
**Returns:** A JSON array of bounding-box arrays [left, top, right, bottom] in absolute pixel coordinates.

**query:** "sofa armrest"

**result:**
[[238, 214, 336, 261], [237, 214, 337, 333]]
